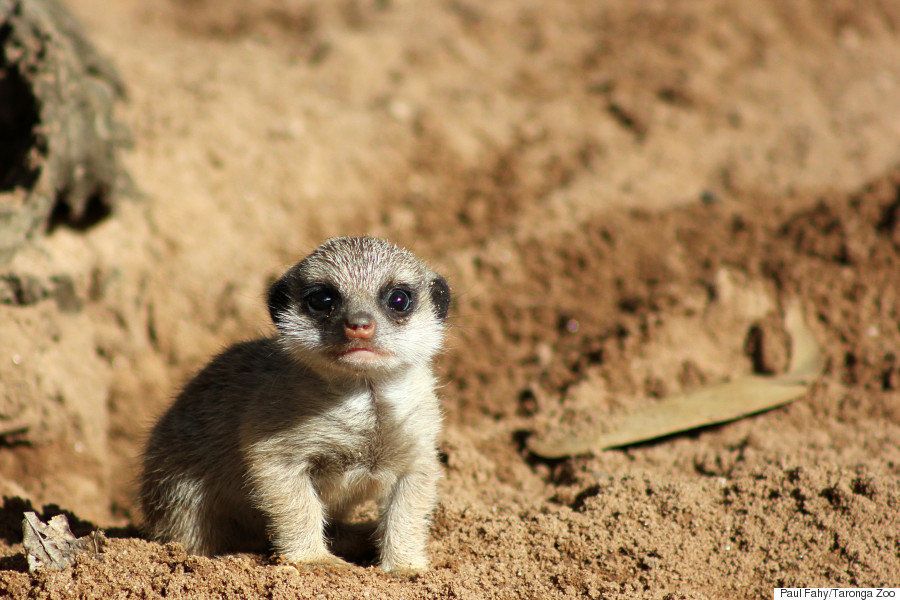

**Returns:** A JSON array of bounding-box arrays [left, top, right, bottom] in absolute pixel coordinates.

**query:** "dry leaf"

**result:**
[[22, 512, 106, 572], [527, 303, 823, 458]]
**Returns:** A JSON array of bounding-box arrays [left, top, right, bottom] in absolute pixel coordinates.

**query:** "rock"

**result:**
[[0, 0, 130, 264], [745, 311, 792, 375]]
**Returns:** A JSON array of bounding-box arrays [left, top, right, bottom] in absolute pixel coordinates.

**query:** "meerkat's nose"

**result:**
[[344, 312, 376, 340]]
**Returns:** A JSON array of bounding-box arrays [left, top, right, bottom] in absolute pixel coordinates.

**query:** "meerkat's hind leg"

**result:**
[[142, 476, 233, 556]]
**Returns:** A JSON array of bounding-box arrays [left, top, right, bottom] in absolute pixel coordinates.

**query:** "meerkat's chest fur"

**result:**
[[268, 365, 440, 499], [312, 384, 400, 470], [310, 387, 403, 504]]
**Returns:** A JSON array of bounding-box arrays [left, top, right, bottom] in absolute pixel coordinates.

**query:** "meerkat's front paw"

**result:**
[[282, 552, 353, 570], [383, 565, 428, 579], [380, 555, 428, 574]]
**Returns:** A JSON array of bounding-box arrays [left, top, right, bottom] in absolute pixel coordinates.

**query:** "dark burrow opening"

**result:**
[[0, 30, 42, 193], [46, 190, 113, 232]]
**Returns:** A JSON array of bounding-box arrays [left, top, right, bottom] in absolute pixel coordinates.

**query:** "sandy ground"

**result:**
[[1, 0, 899, 597]]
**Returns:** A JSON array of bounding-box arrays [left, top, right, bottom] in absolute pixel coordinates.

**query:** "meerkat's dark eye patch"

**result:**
[[302, 285, 341, 315], [383, 287, 414, 315], [429, 276, 451, 320], [267, 276, 292, 325]]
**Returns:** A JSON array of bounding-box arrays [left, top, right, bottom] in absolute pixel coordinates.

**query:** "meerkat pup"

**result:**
[[140, 236, 451, 572]]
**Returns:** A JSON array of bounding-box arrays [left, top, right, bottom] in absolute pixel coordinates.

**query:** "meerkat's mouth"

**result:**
[[333, 345, 392, 359]]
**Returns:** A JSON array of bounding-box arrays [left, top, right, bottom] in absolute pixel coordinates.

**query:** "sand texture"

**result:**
[[1, 0, 898, 597]]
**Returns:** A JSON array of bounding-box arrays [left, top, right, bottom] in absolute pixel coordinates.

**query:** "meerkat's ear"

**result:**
[[429, 275, 451, 321], [267, 275, 292, 326]]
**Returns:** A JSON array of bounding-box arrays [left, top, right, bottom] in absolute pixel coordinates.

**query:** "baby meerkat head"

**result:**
[[267, 236, 451, 377]]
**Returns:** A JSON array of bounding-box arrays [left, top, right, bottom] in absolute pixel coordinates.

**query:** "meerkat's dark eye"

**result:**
[[304, 286, 340, 315], [386, 288, 413, 314]]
